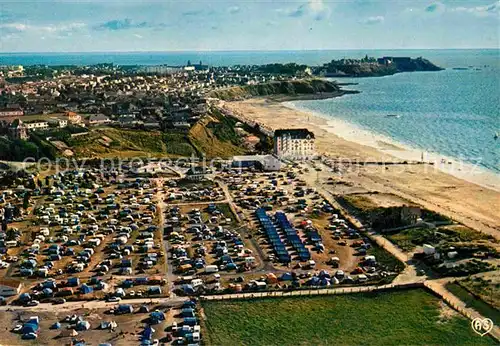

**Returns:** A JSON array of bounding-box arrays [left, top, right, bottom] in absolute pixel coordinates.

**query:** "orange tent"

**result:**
[[266, 273, 278, 284]]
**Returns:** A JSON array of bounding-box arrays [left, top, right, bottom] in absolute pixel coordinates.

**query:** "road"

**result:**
[[0, 296, 188, 313]]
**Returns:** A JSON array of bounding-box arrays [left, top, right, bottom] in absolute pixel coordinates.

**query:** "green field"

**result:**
[[366, 243, 405, 273], [387, 225, 493, 252], [446, 282, 500, 325], [202, 288, 496, 346]]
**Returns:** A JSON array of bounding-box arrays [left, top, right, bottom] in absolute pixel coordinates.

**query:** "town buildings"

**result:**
[[0, 108, 24, 118], [87, 114, 112, 126], [8, 119, 29, 140], [232, 155, 282, 171], [186, 166, 212, 181], [25, 121, 49, 131], [65, 112, 82, 124], [273, 129, 315, 160], [48, 117, 68, 128]]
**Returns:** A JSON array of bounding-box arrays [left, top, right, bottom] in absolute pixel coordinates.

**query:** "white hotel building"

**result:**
[[25, 121, 49, 131], [274, 129, 316, 160]]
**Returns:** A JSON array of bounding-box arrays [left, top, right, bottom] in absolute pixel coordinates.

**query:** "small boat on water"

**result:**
[[495, 132, 499, 140], [386, 114, 401, 118]]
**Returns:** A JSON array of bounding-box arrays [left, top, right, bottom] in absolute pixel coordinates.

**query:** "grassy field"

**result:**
[[446, 282, 500, 325], [202, 288, 496, 346], [367, 243, 405, 272], [459, 276, 500, 310], [387, 225, 493, 252], [188, 117, 248, 158]]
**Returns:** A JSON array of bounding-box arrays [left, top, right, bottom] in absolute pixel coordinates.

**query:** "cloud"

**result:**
[[451, 1, 500, 17], [228, 6, 240, 14], [0, 23, 29, 34], [425, 2, 445, 13], [181, 10, 203, 17], [42, 23, 86, 33], [361, 16, 385, 25], [0, 22, 86, 36], [288, 4, 308, 18], [281, 0, 331, 21], [94, 18, 168, 31], [94, 18, 148, 31]]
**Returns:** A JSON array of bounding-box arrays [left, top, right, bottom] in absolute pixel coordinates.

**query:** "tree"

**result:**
[[23, 192, 30, 210]]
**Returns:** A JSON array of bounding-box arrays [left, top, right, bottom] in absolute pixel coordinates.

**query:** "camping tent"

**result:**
[[21, 323, 38, 334], [150, 311, 165, 324], [266, 273, 278, 284], [279, 272, 293, 281], [142, 326, 155, 340], [80, 284, 93, 294], [76, 320, 91, 331], [182, 284, 195, 295]]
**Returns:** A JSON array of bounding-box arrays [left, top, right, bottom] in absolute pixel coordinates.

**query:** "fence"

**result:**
[[424, 281, 499, 341]]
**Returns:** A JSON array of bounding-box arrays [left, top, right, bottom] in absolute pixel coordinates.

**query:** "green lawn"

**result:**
[[202, 288, 496, 346]]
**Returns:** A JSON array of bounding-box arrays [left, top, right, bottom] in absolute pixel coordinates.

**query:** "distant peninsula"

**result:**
[[208, 79, 359, 101], [316, 56, 444, 78]]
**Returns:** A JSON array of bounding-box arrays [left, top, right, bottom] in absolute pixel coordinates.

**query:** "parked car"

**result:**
[[25, 300, 39, 307], [107, 296, 122, 302], [52, 298, 66, 305]]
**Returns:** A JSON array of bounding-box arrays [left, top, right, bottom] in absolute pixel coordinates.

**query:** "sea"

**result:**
[[1, 49, 499, 174]]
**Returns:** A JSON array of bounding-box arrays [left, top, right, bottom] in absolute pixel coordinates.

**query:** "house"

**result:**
[[232, 155, 282, 171], [0, 279, 22, 296], [48, 117, 68, 128], [25, 120, 49, 131], [274, 128, 315, 160], [87, 114, 111, 126], [8, 119, 29, 140], [65, 111, 82, 124], [172, 121, 191, 130], [117, 114, 141, 127], [186, 166, 212, 181], [0, 107, 24, 118], [132, 163, 168, 175], [143, 118, 161, 129]]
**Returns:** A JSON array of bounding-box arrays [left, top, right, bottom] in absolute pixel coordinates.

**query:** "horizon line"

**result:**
[[1, 47, 499, 55]]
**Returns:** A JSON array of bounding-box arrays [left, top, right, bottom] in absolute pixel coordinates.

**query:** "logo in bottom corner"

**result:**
[[471, 317, 494, 336]]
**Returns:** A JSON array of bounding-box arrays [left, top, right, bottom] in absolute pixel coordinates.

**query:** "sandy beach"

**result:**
[[223, 98, 500, 240]]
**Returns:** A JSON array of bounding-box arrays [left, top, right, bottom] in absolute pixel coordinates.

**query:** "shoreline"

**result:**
[[223, 97, 500, 239], [282, 100, 500, 193]]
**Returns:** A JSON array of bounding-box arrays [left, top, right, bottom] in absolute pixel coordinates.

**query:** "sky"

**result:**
[[0, 0, 499, 52]]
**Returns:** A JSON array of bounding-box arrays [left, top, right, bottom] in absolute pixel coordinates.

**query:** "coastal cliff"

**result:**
[[208, 79, 357, 101]]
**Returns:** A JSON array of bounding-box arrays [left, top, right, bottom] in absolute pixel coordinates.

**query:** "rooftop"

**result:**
[[274, 128, 315, 139]]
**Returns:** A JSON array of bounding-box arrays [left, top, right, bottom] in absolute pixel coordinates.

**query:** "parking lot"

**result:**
[[0, 167, 169, 306]]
